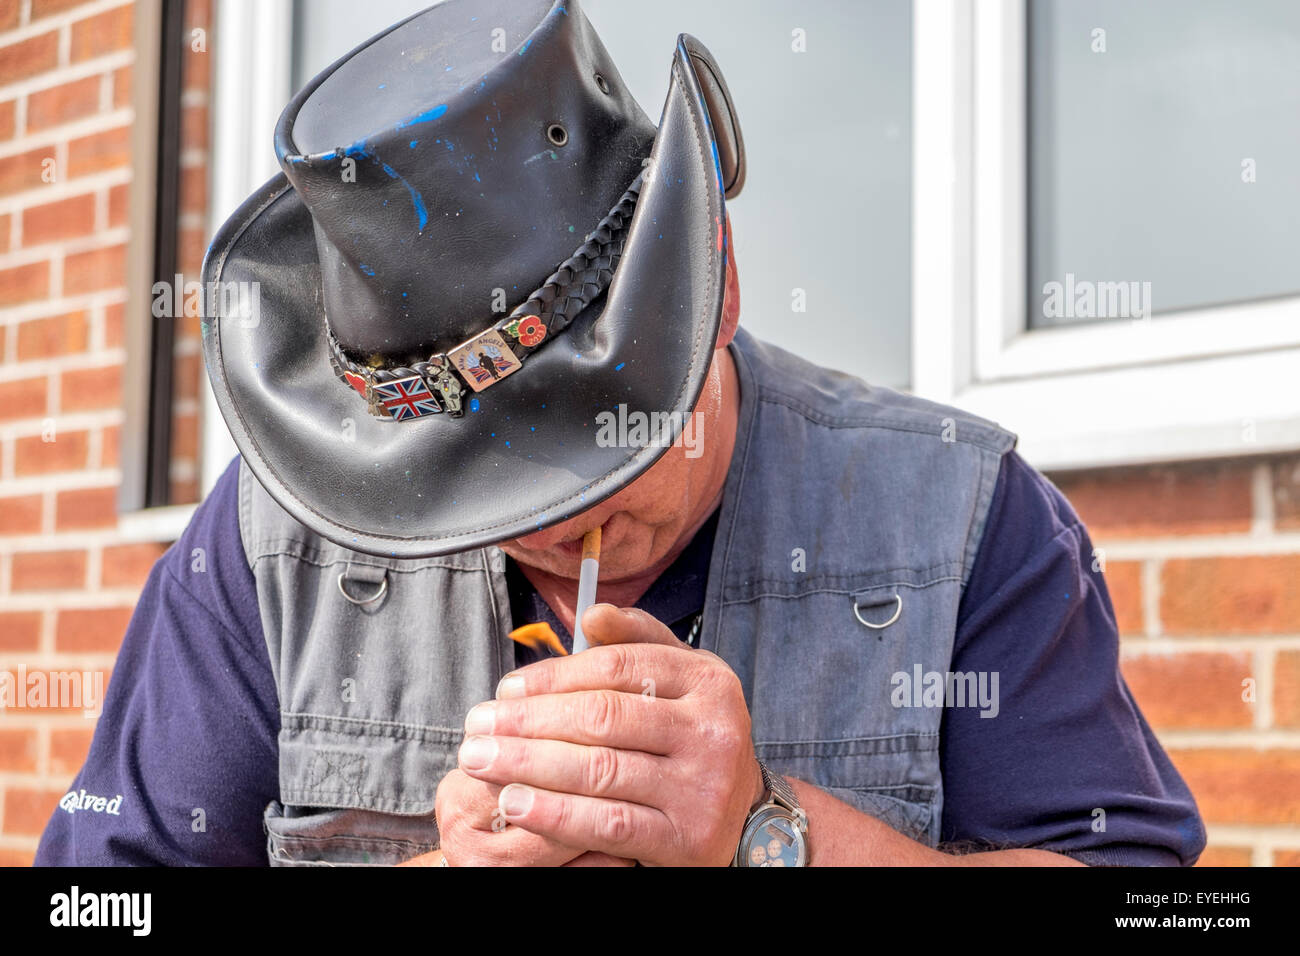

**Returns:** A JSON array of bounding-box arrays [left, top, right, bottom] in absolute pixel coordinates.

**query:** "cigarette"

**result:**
[[570, 527, 602, 653]]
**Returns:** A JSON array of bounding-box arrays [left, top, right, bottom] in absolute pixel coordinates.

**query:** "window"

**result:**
[[913, 0, 1300, 469]]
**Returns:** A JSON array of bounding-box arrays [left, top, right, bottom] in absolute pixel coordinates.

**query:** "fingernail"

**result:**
[[500, 783, 534, 817], [496, 675, 525, 699], [464, 702, 496, 736], [459, 735, 498, 771]]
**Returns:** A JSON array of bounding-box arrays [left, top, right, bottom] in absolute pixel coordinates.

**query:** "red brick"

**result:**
[[183, 41, 210, 93], [1195, 846, 1253, 867], [1102, 560, 1142, 635], [0, 729, 39, 774], [107, 182, 128, 226], [0, 147, 57, 197], [0, 0, 19, 31], [178, 225, 205, 276], [14, 429, 89, 475], [0, 375, 49, 422], [180, 165, 207, 213], [59, 362, 120, 411], [67, 125, 129, 176], [1275, 849, 1300, 867], [1049, 460, 1254, 539], [63, 244, 125, 295], [0, 611, 42, 651], [2, 787, 65, 836], [0, 848, 35, 866], [1274, 455, 1300, 531], [177, 312, 200, 341], [55, 485, 117, 530], [172, 352, 201, 402], [1121, 652, 1254, 729], [0, 99, 14, 140], [0, 261, 50, 306], [104, 302, 124, 347], [170, 477, 199, 504], [100, 424, 119, 467], [27, 75, 101, 132], [70, 4, 132, 62], [1275, 651, 1300, 729], [101, 542, 166, 589], [181, 103, 208, 150], [16, 309, 89, 360], [1169, 748, 1300, 824], [0, 32, 59, 86], [171, 410, 198, 458], [187, 0, 212, 35], [1161, 556, 1300, 636], [50, 727, 95, 776], [0, 212, 8, 254], [21, 193, 95, 245], [0, 493, 43, 535], [31, 0, 86, 17], [112, 64, 131, 108], [11, 549, 87, 590], [55, 606, 132, 652]]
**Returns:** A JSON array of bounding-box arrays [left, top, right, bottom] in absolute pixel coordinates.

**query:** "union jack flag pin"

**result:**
[[373, 374, 444, 421]]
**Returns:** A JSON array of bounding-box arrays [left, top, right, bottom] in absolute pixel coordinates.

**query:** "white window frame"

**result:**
[[198, 0, 293, 498], [912, 0, 1300, 471]]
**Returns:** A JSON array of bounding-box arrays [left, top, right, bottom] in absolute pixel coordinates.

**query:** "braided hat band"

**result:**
[[326, 170, 644, 421]]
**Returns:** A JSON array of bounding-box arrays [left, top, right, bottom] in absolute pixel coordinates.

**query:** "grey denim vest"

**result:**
[[239, 328, 1016, 865]]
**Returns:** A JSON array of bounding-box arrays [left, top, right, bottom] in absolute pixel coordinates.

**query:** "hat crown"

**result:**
[[274, 0, 656, 358]]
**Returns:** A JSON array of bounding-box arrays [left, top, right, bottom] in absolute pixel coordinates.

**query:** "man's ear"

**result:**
[[717, 209, 740, 349]]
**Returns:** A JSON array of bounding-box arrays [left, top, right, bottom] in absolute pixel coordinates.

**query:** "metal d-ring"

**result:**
[[337, 571, 388, 606], [853, 593, 902, 630]]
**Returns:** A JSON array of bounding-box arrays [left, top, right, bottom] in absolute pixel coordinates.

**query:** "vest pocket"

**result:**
[[263, 799, 438, 866]]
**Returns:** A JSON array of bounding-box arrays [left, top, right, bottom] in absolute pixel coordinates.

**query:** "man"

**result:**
[[36, 0, 1204, 867]]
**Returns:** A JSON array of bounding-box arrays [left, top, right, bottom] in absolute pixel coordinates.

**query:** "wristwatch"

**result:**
[[732, 761, 809, 867]]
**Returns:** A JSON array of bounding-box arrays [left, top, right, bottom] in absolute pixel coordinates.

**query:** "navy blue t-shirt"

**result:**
[[34, 452, 1206, 866]]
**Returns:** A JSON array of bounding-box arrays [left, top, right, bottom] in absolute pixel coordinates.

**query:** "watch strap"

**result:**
[[759, 761, 801, 816]]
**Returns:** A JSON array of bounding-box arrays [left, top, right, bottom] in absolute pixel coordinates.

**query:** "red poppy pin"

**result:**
[[506, 314, 547, 348]]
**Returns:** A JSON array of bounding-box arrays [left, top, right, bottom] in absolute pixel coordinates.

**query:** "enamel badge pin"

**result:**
[[450, 329, 522, 392]]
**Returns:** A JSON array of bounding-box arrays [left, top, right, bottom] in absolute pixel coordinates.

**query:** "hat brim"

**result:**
[[201, 36, 731, 558]]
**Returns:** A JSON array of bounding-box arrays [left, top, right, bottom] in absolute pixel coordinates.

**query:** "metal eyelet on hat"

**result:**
[[546, 123, 568, 147], [594, 73, 610, 94]]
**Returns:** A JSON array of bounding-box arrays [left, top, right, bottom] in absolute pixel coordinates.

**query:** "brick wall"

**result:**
[[0, 0, 208, 865], [1050, 455, 1300, 867]]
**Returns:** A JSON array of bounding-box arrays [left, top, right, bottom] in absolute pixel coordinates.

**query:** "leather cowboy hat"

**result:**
[[201, 0, 745, 558]]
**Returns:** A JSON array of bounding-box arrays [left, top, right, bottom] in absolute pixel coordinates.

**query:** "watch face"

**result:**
[[742, 808, 806, 867]]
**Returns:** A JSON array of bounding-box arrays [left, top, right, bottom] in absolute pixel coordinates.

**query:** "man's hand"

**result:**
[[456, 603, 764, 866], [433, 762, 633, 866]]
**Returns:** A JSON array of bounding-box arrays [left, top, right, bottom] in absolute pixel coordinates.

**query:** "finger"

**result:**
[[466, 690, 685, 754], [458, 733, 674, 805], [498, 784, 673, 863], [563, 854, 634, 867], [436, 771, 587, 866], [583, 604, 682, 648], [496, 641, 695, 701]]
